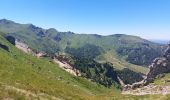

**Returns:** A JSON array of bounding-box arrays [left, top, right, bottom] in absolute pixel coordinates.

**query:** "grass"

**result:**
[[0, 33, 113, 99], [154, 73, 170, 86], [96, 50, 149, 74], [2, 20, 163, 68], [0, 32, 170, 99]]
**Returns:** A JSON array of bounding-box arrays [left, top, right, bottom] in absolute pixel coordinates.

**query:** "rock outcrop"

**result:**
[[11, 39, 81, 76], [124, 42, 170, 90], [53, 55, 81, 76], [15, 40, 35, 55], [122, 84, 170, 95], [15, 40, 47, 58]]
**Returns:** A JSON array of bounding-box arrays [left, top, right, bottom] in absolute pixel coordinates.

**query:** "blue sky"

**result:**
[[0, 0, 170, 40]]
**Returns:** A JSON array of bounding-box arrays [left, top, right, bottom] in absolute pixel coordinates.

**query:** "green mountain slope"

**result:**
[[0, 31, 169, 100], [0, 32, 115, 99], [1, 19, 166, 87], [0, 19, 163, 72], [2, 19, 167, 88]]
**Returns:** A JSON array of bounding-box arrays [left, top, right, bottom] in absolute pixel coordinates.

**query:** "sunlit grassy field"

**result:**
[[0, 32, 169, 100]]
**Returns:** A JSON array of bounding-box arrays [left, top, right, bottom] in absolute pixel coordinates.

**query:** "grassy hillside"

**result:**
[[96, 49, 149, 74], [0, 33, 167, 100], [0, 19, 159, 88], [0, 19, 164, 68], [154, 73, 170, 86], [0, 23, 170, 100], [0, 32, 115, 99]]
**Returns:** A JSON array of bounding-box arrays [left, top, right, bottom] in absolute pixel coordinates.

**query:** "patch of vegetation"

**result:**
[[0, 20, 169, 100], [154, 73, 170, 85], [96, 50, 149, 74], [0, 32, 114, 99], [116, 44, 164, 66], [0, 19, 164, 68], [117, 68, 144, 84], [72, 57, 120, 88], [65, 44, 104, 59]]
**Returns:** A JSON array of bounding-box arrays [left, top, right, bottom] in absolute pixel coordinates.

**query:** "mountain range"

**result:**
[[0, 19, 169, 99], [0, 19, 165, 66]]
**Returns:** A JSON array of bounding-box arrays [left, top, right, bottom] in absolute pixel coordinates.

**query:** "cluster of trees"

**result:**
[[65, 44, 147, 87], [70, 56, 120, 88], [57, 53, 145, 87], [64, 44, 122, 88], [117, 68, 144, 84], [116, 45, 163, 66]]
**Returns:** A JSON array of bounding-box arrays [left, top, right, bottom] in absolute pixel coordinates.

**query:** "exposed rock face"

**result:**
[[13, 39, 81, 76], [53, 56, 81, 76], [15, 40, 47, 58], [123, 84, 170, 95], [164, 43, 170, 60], [36, 52, 47, 58], [124, 42, 170, 90], [144, 43, 170, 84], [15, 40, 35, 55]]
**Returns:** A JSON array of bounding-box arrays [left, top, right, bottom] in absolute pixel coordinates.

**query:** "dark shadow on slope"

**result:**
[[5, 35, 16, 45], [0, 43, 9, 52], [117, 68, 144, 84]]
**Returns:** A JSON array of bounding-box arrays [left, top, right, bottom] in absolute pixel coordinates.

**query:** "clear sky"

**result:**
[[0, 0, 170, 40]]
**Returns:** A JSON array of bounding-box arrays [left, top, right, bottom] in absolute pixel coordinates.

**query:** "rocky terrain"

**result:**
[[123, 42, 170, 95], [13, 38, 82, 77], [122, 84, 170, 95], [53, 56, 81, 76], [1, 19, 170, 99], [15, 40, 47, 58]]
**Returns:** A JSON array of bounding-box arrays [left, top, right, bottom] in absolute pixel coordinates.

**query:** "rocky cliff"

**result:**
[[124, 42, 170, 90]]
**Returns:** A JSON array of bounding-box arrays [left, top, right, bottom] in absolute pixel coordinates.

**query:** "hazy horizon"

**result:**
[[0, 0, 170, 40]]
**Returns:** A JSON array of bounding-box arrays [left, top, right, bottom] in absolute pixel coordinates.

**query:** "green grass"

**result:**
[[0, 31, 169, 100], [154, 73, 170, 85], [0, 33, 114, 99], [0, 20, 163, 68], [96, 50, 149, 74]]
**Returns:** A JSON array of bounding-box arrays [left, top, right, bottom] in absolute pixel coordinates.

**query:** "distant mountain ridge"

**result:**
[[150, 39, 169, 44], [0, 19, 169, 99], [0, 30, 161, 100], [0, 19, 164, 67]]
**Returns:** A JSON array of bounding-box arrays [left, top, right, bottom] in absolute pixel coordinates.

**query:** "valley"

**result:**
[[0, 19, 170, 100]]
